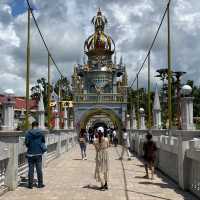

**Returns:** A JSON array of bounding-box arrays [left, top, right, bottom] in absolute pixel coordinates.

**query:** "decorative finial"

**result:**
[[91, 8, 107, 32]]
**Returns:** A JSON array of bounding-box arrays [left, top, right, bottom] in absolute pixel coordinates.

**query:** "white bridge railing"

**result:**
[[129, 129, 200, 198], [0, 129, 77, 193]]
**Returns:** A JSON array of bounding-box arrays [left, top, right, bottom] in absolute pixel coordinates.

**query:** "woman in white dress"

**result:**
[[94, 127, 109, 190]]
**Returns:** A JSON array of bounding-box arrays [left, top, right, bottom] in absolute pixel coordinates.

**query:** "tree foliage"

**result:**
[[31, 77, 72, 110]]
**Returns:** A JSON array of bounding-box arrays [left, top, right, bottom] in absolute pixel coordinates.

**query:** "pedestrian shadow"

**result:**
[[72, 158, 83, 160], [83, 184, 101, 191], [138, 181, 174, 188], [125, 189, 174, 200]]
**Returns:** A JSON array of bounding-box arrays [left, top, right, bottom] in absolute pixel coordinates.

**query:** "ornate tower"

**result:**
[[72, 9, 127, 130]]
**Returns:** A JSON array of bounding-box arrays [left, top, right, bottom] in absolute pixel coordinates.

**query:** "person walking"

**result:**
[[25, 121, 46, 189], [79, 128, 87, 160], [119, 128, 131, 160], [143, 133, 157, 179], [88, 127, 93, 144], [94, 127, 109, 190], [113, 128, 118, 147]]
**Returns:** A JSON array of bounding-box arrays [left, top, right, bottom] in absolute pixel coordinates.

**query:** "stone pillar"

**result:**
[[177, 132, 190, 189], [70, 118, 74, 129], [181, 97, 195, 130], [38, 93, 45, 129], [63, 107, 68, 129], [2, 94, 15, 131], [153, 86, 161, 129], [139, 108, 146, 129], [126, 118, 131, 130], [130, 105, 137, 129], [4, 135, 19, 190], [54, 113, 60, 130], [54, 102, 60, 130]]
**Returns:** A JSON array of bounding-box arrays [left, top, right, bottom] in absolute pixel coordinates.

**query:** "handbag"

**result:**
[[41, 143, 47, 153]]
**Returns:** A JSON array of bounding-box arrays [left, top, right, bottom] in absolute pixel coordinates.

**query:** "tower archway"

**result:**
[[78, 108, 124, 141]]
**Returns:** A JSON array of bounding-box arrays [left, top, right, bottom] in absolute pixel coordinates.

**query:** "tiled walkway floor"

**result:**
[[0, 145, 198, 200]]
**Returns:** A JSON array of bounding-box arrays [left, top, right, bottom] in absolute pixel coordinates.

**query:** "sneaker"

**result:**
[[128, 158, 131, 161], [38, 184, 45, 188], [27, 185, 33, 189], [84, 157, 87, 160]]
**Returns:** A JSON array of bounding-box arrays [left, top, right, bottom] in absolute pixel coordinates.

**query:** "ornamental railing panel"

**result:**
[[74, 93, 127, 103]]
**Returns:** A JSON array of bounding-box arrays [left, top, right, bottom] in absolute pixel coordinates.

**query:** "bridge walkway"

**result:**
[[0, 145, 197, 200]]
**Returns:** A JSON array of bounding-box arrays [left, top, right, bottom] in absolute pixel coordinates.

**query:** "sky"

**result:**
[[1, 0, 200, 95]]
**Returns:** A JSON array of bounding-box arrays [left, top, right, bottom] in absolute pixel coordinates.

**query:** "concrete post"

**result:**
[[181, 97, 195, 130], [139, 108, 146, 129], [4, 135, 19, 190], [153, 86, 162, 129], [63, 107, 68, 129], [56, 132, 62, 157], [130, 105, 137, 129], [2, 94, 15, 131], [38, 93, 45, 129], [126, 119, 131, 130], [177, 132, 190, 189], [70, 119, 74, 129], [54, 113, 60, 130]]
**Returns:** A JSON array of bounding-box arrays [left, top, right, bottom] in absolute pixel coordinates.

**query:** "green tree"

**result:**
[[54, 77, 72, 100], [31, 78, 53, 110]]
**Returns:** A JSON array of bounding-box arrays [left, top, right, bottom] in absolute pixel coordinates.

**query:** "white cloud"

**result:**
[[0, 0, 200, 95]]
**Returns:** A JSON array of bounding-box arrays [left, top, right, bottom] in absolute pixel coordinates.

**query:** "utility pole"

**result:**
[[47, 53, 51, 128], [25, 7, 31, 129], [136, 74, 140, 129], [148, 52, 151, 129], [167, 0, 172, 129]]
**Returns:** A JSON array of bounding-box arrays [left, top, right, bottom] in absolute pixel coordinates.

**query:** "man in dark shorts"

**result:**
[[143, 133, 157, 179]]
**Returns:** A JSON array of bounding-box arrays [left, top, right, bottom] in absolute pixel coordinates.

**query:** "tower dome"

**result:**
[[84, 8, 115, 56]]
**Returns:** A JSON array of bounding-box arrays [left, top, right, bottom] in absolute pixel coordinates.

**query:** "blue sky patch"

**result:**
[[9, 0, 37, 17]]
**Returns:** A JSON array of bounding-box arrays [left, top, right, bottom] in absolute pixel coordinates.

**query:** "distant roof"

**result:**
[[0, 94, 37, 110]]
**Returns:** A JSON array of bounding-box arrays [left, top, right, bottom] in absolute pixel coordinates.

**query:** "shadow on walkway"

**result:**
[[83, 184, 101, 191], [125, 189, 174, 200], [115, 148, 130, 200]]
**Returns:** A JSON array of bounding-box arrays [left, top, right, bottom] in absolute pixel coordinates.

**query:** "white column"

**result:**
[[5, 136, 19, 190], [38, 93, 45, 129], [140, 113, 146, 129], [153, 110, 162, 129], [153, 85, 162, 129], [181, 97, 195, 130], [2, 95, 15, 131], [64, 107, 68, 129], [54, 113, 60, 130], [70, 118, 74, 129], [126, 118, 131, 130], [130, 105, 137, 129]]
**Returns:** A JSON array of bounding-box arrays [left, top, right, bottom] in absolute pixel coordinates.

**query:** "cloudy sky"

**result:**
[[0, 0, 200, 95]]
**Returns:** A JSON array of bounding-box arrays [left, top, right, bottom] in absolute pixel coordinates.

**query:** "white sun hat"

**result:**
[[97, 126, 104, 133]]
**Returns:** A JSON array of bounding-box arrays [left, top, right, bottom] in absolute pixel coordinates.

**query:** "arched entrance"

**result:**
[[78, 108, 124, 141]]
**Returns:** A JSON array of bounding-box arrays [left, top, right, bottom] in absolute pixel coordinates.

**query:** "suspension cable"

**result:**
[[129, 0, 171, 88], [26, 0, 64, 77]]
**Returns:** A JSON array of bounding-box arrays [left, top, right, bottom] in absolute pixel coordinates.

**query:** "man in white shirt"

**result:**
[[119, 128, 131, 160]]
